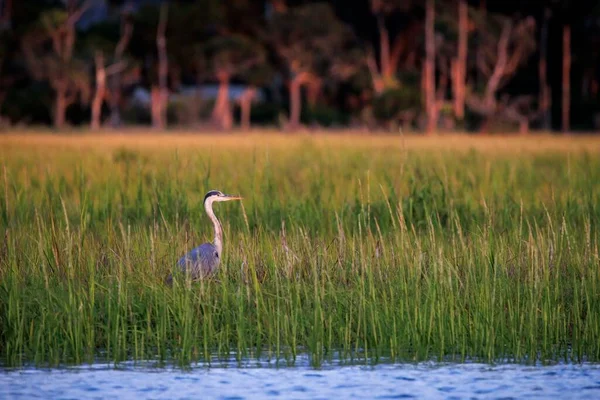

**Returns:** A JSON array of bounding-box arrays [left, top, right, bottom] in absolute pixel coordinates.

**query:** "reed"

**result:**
[[1, 132, 599, 368]]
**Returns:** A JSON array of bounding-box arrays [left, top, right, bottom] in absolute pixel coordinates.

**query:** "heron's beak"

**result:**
[[224, 195, 243, 201]]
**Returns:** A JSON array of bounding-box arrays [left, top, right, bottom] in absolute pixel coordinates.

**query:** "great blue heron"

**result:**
[[166, 190, 242, 284]]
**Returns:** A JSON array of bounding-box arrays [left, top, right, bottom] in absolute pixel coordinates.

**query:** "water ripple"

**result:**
[[1, 362, 600, 399]]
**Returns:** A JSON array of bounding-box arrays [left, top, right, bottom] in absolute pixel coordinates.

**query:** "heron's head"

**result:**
[[204, 190, 243, 204]]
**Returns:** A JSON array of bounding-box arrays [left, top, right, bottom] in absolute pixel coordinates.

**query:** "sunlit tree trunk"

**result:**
[[21, 1, 90, 129], [366, 52, 385, 94], [519, 119, 529, 135], [389, 23, 420, 74], [288, 72, 313, 131], [562, 23, 571, 133], [452, 0, 468, 121], [239, 87, 256, 130], [424, 0, 437, 134], [51, 6, 77, 128], [306, 79, 321, 108], [54, 84, 67, 129], [91, 51, 106, 130], [289, 76, 303, 130], [108, 15, 133, 128], [211, 72, 232, 130], [389, 32, 406, 77], [377, 15, 392, 80]]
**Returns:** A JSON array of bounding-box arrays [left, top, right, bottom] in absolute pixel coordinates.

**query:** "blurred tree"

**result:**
[[372, 83, 420, 130], [108, 8, 134, 127], [197, 35, 267, 130], [0, 0, 598, 131], [436, 0, 477, 127], [130, 0, 223, 127], [466, 10, 536, 133], [268, 2, 361, 130], [237, 64, 274, 130], [83, 10, 135, 129], [131, 1, 223, 83], [21, 1, 91, 128], [544, 0, 597, 131], [367, 0, 419, 92], [501, 94, 542, 134]]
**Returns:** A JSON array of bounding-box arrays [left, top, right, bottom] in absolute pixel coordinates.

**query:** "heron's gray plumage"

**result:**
[[166, 190, 242, 284], [177, 243, 220, 279]]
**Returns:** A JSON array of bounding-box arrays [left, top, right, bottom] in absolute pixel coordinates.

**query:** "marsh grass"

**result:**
[[0, 132, 599, 368]]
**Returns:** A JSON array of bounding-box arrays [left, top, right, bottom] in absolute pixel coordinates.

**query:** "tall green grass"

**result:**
[[1, 134, 599, 368]]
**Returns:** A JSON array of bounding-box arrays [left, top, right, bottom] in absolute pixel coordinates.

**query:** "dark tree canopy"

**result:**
[[0, 0, 598, 131]]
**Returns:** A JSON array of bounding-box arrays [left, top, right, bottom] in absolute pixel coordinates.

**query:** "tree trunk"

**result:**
[[155, 3, 168, 130], [151, 86, 162, 129], [366, 52, 385, 94], [519, 119, 529, 135], [539, 8, 551, 131], [377, 15, 392, 80], [108, 14, 133, 128], [287, 71, 314, 131], [289, 76, 303, 131], [473, 19, 511, 135], [211, 73, 232, 130], [239, 87, 256, 130], [453, 0, 468, 121], [424, 0, 437, 134], [91, 51, 106, 130], [562, 23, 571, 133], [389, 33, 407, 77], [307, 79, 321, 108], [54, 86, 67, 129]]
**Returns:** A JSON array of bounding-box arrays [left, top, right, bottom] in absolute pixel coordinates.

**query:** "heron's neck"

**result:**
[[205, 199, 223, 256]]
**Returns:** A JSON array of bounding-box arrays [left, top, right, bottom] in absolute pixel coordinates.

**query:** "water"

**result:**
[[2, 360, 600, 399]]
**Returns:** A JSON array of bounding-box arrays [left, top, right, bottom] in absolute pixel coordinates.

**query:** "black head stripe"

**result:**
[[204, 190, 223, 202]]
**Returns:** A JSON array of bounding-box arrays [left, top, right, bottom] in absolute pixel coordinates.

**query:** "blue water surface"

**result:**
[[2, 358, 600, 399]]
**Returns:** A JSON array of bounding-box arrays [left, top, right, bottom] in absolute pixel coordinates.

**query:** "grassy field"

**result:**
[[1, 132, 599, 368]]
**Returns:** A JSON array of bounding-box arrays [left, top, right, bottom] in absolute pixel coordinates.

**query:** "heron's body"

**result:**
[[167, 190, 242, 284], [177, 242, 220, 279]]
